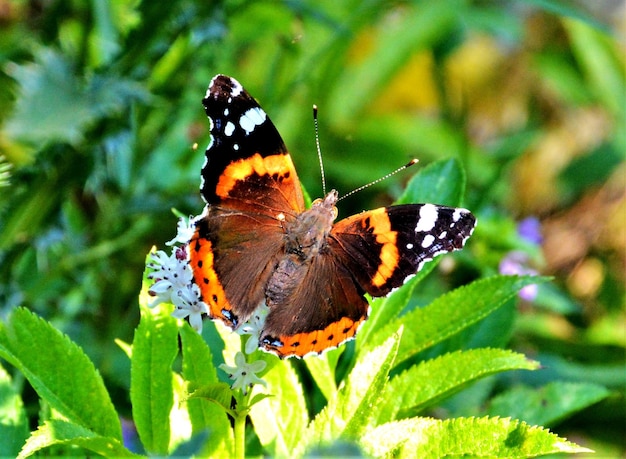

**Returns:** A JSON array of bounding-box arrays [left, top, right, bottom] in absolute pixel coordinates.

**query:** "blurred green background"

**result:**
[[0, 0, 624, 456]]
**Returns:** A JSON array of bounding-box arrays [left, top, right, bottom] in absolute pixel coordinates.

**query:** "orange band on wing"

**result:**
[[216, 152, 296, 194], [368, 208, 400, 288], [188, 228, 236, 327], [263, 316, 364, 358]]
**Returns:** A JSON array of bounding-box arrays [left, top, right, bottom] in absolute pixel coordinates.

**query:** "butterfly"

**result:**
[[188, 74, 476, 358]]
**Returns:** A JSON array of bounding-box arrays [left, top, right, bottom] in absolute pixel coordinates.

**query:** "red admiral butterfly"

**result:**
[[189, 75, 476, 358]]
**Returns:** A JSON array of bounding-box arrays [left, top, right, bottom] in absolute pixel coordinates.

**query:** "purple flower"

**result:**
[[499, 251, 538, 301], [517, 217, 542, 245]]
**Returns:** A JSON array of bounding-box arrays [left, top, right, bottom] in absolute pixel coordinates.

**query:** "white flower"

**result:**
[[236, 304, 269, 354], [147, 249, 192, 307], [166, 217, 196, 246], [219, 352, 267, 394], [171, 283, 209, 332]]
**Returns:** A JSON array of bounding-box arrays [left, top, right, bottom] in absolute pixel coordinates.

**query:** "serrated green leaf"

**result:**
[[179, 323, 233, 457], [0, 363, 28, 457], [341, 332, 401, 440], [488, 381, 610, 427], [18, 419, 138, 459], [304, 349, 341, 402], [397, 158, 466, 206], [373, 349, 539, 424], [0, 308, 121, 440], [360, 416, 591, 458], [249, 359, 308, 457], [364, 276, 547, 366], [303, 331, 400, 453], [130, 306, 179, 455], [358, 264, 435, 348], [4, 49, 146, 146]]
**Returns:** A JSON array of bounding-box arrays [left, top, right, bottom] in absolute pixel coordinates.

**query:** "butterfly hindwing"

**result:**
[[259, 251, 370, 358]]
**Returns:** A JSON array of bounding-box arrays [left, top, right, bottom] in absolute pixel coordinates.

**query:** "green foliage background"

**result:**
[[0, 0, 623, 456]]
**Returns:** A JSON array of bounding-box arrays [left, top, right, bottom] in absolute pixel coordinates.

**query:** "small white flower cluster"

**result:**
[[219, 352, 267, 395], [147, 216, 268, 394], [236, 305, 269, 355], [147, 217, 209, 332]]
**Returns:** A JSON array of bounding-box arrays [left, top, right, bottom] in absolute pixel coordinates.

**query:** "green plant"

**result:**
[[0, 161, 600, 457]]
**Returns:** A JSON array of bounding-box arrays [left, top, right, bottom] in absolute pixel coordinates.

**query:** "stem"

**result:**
[[233, 410, 246, 459]]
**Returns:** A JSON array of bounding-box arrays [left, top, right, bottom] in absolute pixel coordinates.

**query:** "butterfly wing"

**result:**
[[259, 250, 370, 358], [189, 75, 305, 328], [258, 202, 475, 357], [330, 204, 476, 297]]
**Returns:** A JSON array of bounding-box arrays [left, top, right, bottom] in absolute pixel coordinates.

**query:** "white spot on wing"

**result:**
[[452, 208, 470, 223], [239, 107, 267, 135], [415, 204, 439, 232], [406, 243, 414, 249], [224, 121, 235, 137], [422, 234, 435, 248], [229, 79, 243, 97], [438, 230, 447, 239]]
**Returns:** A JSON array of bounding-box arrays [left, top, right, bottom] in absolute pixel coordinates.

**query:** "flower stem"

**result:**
[[233, 410, 246, 459]]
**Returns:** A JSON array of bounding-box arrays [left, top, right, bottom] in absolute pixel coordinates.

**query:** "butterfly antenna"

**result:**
[[338, 159, 419, 202], [313, 105, 327, 196]]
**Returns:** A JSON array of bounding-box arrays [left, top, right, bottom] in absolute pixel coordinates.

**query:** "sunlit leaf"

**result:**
[[0, 308, 121, 440]]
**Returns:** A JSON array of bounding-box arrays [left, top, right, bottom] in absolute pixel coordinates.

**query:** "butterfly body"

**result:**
[[189, 74, 476, 358]]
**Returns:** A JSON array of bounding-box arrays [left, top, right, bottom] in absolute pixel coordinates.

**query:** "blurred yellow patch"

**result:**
[[348, 26, 439, 113], [445, 34, 529, 142], [445, 34, 505, 104], [370, 52, 439, 113]]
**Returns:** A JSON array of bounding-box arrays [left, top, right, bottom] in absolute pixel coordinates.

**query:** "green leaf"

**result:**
[[565, 18, 626, 120], [130, 306, 179, 455], [249, 359, 309, 457], [360, 416, 591, 458], [397, 158, 467, 206], [304, 349, 341, 402], [4, 49, 146, 146], [0, 363, 28, 457], [18, 419, 138, 459], [303, 331, 400, 452], [0, 308, 121, 440], [363, 276, 546, 366], [358, 259, 436, 349], [179, 323, 233, 457], [532, 52, 593, 105], [88, 0, 122, 68], [488, 381, 610, 427], [373, 349, 539, 424], [187, 382, 233, 411], [330, 1, 461, 124]]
